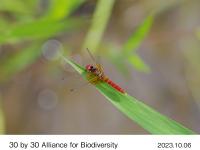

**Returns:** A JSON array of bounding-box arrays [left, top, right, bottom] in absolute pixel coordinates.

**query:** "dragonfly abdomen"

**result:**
[[104, 78, 125, 94]]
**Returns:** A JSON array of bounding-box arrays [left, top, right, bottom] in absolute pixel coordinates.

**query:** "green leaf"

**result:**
[[123, 14, 154, 54], [46, 0, 85, 21], [82, 0, 115, 52], [0, 0, 30, 13], [61, 56, 195, 134], [128, 54, 150, 72], [120, 15, 154, 72], [0, 18, 83, 44]]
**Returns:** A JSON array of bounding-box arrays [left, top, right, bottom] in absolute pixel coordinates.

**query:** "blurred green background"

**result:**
[[0, 0, 200, 134]]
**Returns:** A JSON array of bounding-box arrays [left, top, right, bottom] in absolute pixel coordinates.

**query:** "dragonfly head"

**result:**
[[86, 64, 96, 72]]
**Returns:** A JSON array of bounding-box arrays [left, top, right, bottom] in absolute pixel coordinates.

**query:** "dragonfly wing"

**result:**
[[96, 64, 104, 74]]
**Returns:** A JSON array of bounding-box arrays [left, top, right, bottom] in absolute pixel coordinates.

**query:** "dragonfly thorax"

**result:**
[[85, 64, 104, 79]]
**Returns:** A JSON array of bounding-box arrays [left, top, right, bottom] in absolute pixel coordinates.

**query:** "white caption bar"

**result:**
[[0, 135, 199, 150]]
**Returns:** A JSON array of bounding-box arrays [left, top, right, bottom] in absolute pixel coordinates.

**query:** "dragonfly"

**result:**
[[82, 48, 125, 94]]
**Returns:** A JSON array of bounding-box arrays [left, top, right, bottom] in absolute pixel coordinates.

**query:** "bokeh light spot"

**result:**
[[37, 89, 58, 111], [42, 39, 63, 61]]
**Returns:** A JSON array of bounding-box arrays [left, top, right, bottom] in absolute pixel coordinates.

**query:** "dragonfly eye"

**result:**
[[86, 64, 94, 71]]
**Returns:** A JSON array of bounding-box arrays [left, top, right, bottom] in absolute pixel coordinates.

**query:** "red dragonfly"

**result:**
[[84, 49, 125, 94]]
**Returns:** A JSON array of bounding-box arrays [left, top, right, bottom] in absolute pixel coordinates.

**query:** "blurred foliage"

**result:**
[[0, 0, 37, 14], [107, 15, 153, 75], [0, 0, 151, 82], [0, 0, 153, 81], [45, 0, 85, 21], [183, 34, 200, 109], [0, 0, 86, 83], [196, 28, 200, 40], [83, 0, 115, 52], [0, 44, 41, 81], [123, 15, 153, 54], [0, 0, 87, 133], [0, 95, 5, 134], [123, 14, 153, 72], [81, 0, 152, 74], [0, 18, 83, 44], [128, 54, 150, 72]]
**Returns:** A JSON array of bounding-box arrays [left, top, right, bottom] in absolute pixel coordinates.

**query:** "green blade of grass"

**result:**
[[46, 0, 85, 21], [62, 56, 195, 134], [128, 54, 150, 72], [0, 0, 32, 14], [121, 15, 153, 72], [107, 15, 153, 73], [0, 18, 83, 44], [82, 0, 115, 52], [123, 14, 154, 54]]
